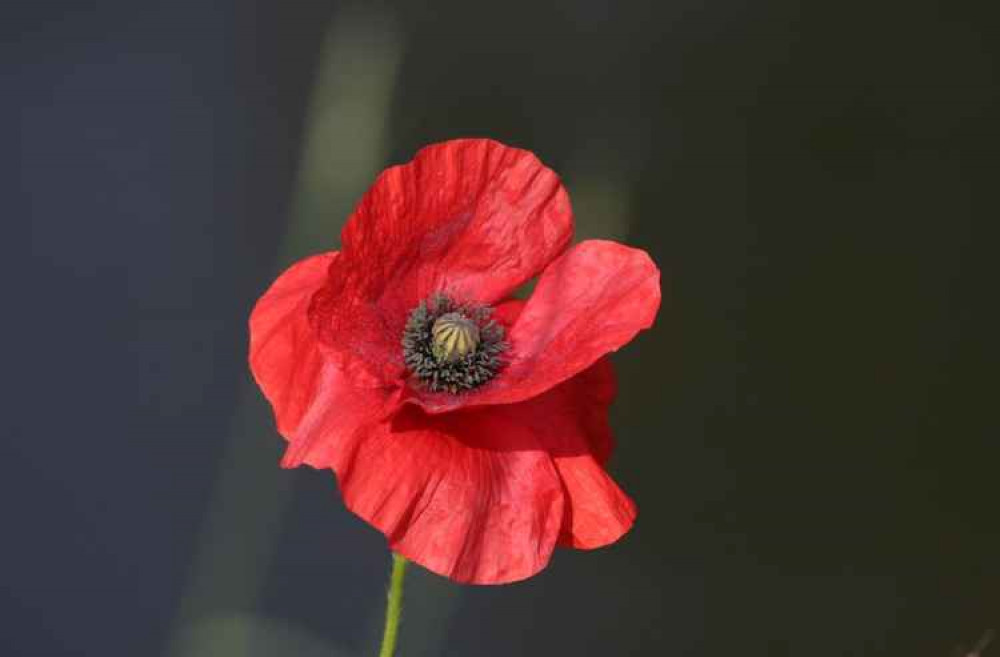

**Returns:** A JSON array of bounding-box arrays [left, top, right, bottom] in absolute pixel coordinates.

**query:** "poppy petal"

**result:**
[[250, 251, 402, 471], [249, 252, 336, 438], [307, 358, 631, 583], [310, 139, 573, 382], [406, 239, 660, 414], [506, 357, 635, 549], [533, 355, 618, 464], [554, 455, 636, 549], [330, 412, 566, 585]]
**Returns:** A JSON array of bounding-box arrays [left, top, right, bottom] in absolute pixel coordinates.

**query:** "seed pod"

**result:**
[[431, 313, 480, 363]]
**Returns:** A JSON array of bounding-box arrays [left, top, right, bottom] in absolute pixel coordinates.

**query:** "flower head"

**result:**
[[250, 138, 660, 584]]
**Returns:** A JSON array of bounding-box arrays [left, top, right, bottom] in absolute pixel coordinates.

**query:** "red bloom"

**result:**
[[249, 139, 660, 584]]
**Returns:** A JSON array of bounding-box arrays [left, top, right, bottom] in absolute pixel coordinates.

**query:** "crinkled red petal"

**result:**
[[248, 251, 395, 470], [405, 239, 661, 414], [310, 358, 632, 583], [249, 252, 337, 438], [334, 410, 566, 585], [554, 453, 636, 549], [310, 138, 574, 383], [497, 356, 635, 549]]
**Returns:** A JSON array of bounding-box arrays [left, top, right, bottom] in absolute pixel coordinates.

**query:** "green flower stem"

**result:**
[[378, 552, 408, 657]]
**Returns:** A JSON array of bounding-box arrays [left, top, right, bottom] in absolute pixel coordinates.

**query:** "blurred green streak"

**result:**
[[166, 7, 400, 657]]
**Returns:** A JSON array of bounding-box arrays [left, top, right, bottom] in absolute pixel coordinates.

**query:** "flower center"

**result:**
[[402, 295, 506, 393]]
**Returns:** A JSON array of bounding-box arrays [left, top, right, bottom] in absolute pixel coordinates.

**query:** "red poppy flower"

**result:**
[[250, 138, 660, 584]]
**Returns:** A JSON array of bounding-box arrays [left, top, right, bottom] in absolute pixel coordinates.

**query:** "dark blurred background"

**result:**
[[3, 0, 998, 655]]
